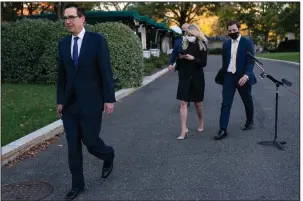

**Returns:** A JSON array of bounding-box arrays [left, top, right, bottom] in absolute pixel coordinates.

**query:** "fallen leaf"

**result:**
[[4, 132, 64, 168]]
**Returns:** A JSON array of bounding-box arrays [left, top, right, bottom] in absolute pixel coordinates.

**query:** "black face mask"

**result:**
[[182, 31, 185, 35], [228, 32, 239, 40]]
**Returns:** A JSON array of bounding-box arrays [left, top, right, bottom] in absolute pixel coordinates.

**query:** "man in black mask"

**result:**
[[214, 20, 257, 140]]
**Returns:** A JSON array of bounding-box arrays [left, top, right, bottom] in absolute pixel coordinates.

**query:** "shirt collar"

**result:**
[[234, 34, 241, 42], [72, 28, 86, 40]]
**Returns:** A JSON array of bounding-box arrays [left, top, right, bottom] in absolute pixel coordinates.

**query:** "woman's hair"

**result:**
[[182, 23, 208, 51]]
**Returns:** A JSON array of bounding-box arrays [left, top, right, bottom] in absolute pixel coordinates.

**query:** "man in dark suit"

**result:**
[[214, 20, 256, 140], [168, 23, 189, 70], [56, 4, 116, 200]]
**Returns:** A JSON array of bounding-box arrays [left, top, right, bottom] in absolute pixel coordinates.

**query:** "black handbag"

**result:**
[[215, 67, 225, 85]]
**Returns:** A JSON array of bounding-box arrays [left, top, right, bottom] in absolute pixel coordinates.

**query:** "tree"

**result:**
[[129, 2, 221, 26], [216, 3, 237, 29], [278, 2, 300, 37], [240, 2, 282, 49], [54, 2, 99, 19], [216, 2, 291, 50], [96, 2, 134, 11], [1, 2, 23, 21], [1, 2, 98, 21]]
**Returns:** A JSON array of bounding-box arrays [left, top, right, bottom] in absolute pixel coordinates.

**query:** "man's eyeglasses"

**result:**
[[63, 16, 79, 21]]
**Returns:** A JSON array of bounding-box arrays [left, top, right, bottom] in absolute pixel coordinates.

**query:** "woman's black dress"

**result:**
[[176, 41, 207, 102]]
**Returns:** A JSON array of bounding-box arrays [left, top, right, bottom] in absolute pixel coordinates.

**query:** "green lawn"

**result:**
[[2, 84, 58, 146], [256, 52, 299, 63], [2, 55, 169, 146]]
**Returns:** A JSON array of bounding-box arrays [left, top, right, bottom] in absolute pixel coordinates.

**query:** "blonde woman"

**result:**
[[175, 24, 208, 140]]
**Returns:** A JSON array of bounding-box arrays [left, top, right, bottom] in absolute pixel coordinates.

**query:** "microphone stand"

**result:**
[[253, 59, 289, 151]]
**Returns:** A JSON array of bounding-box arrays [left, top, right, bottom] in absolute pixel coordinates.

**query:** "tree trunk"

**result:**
[[179, 3, 189, 26], [263, 31, 269, 50], [21, 3, 23, 16], [55, 2, 65, 19], [179, 17, 186, 27]]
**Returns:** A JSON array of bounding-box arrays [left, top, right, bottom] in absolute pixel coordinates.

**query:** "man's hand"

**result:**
[[168, 65, 175, 71], [184, 54, 194, 60], [57, 104, 63, 118], [238, 76, 248, 86], [104, 103, 114, 115]]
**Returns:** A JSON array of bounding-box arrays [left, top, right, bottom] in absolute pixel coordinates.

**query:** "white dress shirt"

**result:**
[[227, 34, 241, 73], [71, 28, 86, 59]]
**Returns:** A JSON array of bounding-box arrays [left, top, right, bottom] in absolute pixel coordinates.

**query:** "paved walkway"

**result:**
[[2, 55, 300, 200]]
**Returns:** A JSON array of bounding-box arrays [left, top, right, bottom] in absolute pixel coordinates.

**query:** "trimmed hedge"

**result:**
[[143, 54, 169, 75], [1, 19, 144, 89], [276, 39, 299, 52], [208, 48, 222, 55], [1, 19, 53, 83], [90, 22, 144, 89]]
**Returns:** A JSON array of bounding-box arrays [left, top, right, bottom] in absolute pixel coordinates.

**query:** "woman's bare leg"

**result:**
[[178, 101, 189, 139], [194, 101, 204, 131]]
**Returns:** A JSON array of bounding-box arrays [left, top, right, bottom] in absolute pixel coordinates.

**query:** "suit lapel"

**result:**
[[225, 38, 244, 70], [236, 37, 244, 68], [65, 32, 89, 74], [237, 37, 244, 56], [77, 32, 89, 72], [66, 35, 72, 59], [65, 35, 76, 72], [225, 39, 232, 68], [228, 39, 232, 55]]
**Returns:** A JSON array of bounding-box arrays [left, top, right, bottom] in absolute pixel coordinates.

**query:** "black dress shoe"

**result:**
[[65, 187, 84, 200], [102, 152, 115, 178], [214, 129, 227, 140], [242, 120, 254, 130]]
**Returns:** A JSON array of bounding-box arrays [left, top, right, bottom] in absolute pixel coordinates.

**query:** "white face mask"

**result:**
[[187, 36, 196, 42]]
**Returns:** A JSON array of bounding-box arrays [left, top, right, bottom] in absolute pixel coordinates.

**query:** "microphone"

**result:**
[[245, 50, 265, 76], [246, 50, 263, 65], [282, 78, 292, 87]]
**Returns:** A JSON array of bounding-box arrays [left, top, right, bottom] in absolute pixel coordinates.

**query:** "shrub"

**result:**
[[144, 62, 156, 75], [2, 19, 144, 90], [1, 19, 52, 83], [276, 39, 299, 52], [143, 53, 169, 75], [36, 21, 93, 84], [90, 22, 144, 89], [208, 48, 222, 55], [158, 53, 170, 66], [36, 20, 69, 84]]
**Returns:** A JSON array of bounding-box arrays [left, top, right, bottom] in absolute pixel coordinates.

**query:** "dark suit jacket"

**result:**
[[222, 36, 257, 85], [168, 37, 183, 65], [56, 31, 116, 117]]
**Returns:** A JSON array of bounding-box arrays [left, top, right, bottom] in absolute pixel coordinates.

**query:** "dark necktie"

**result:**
[[73, 37, 79, 68]]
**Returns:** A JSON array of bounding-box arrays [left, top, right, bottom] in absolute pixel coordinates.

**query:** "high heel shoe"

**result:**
[[197, 128, 204, 132], [177, 128, 189, 140]]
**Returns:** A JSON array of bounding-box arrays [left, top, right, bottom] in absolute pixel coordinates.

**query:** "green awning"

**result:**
[[21, 10, 141, 21], [85, 10, 141, 21], [137, 16, 169, 30], [20, 10, 170, 31], [19, 13, 57, 20]]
